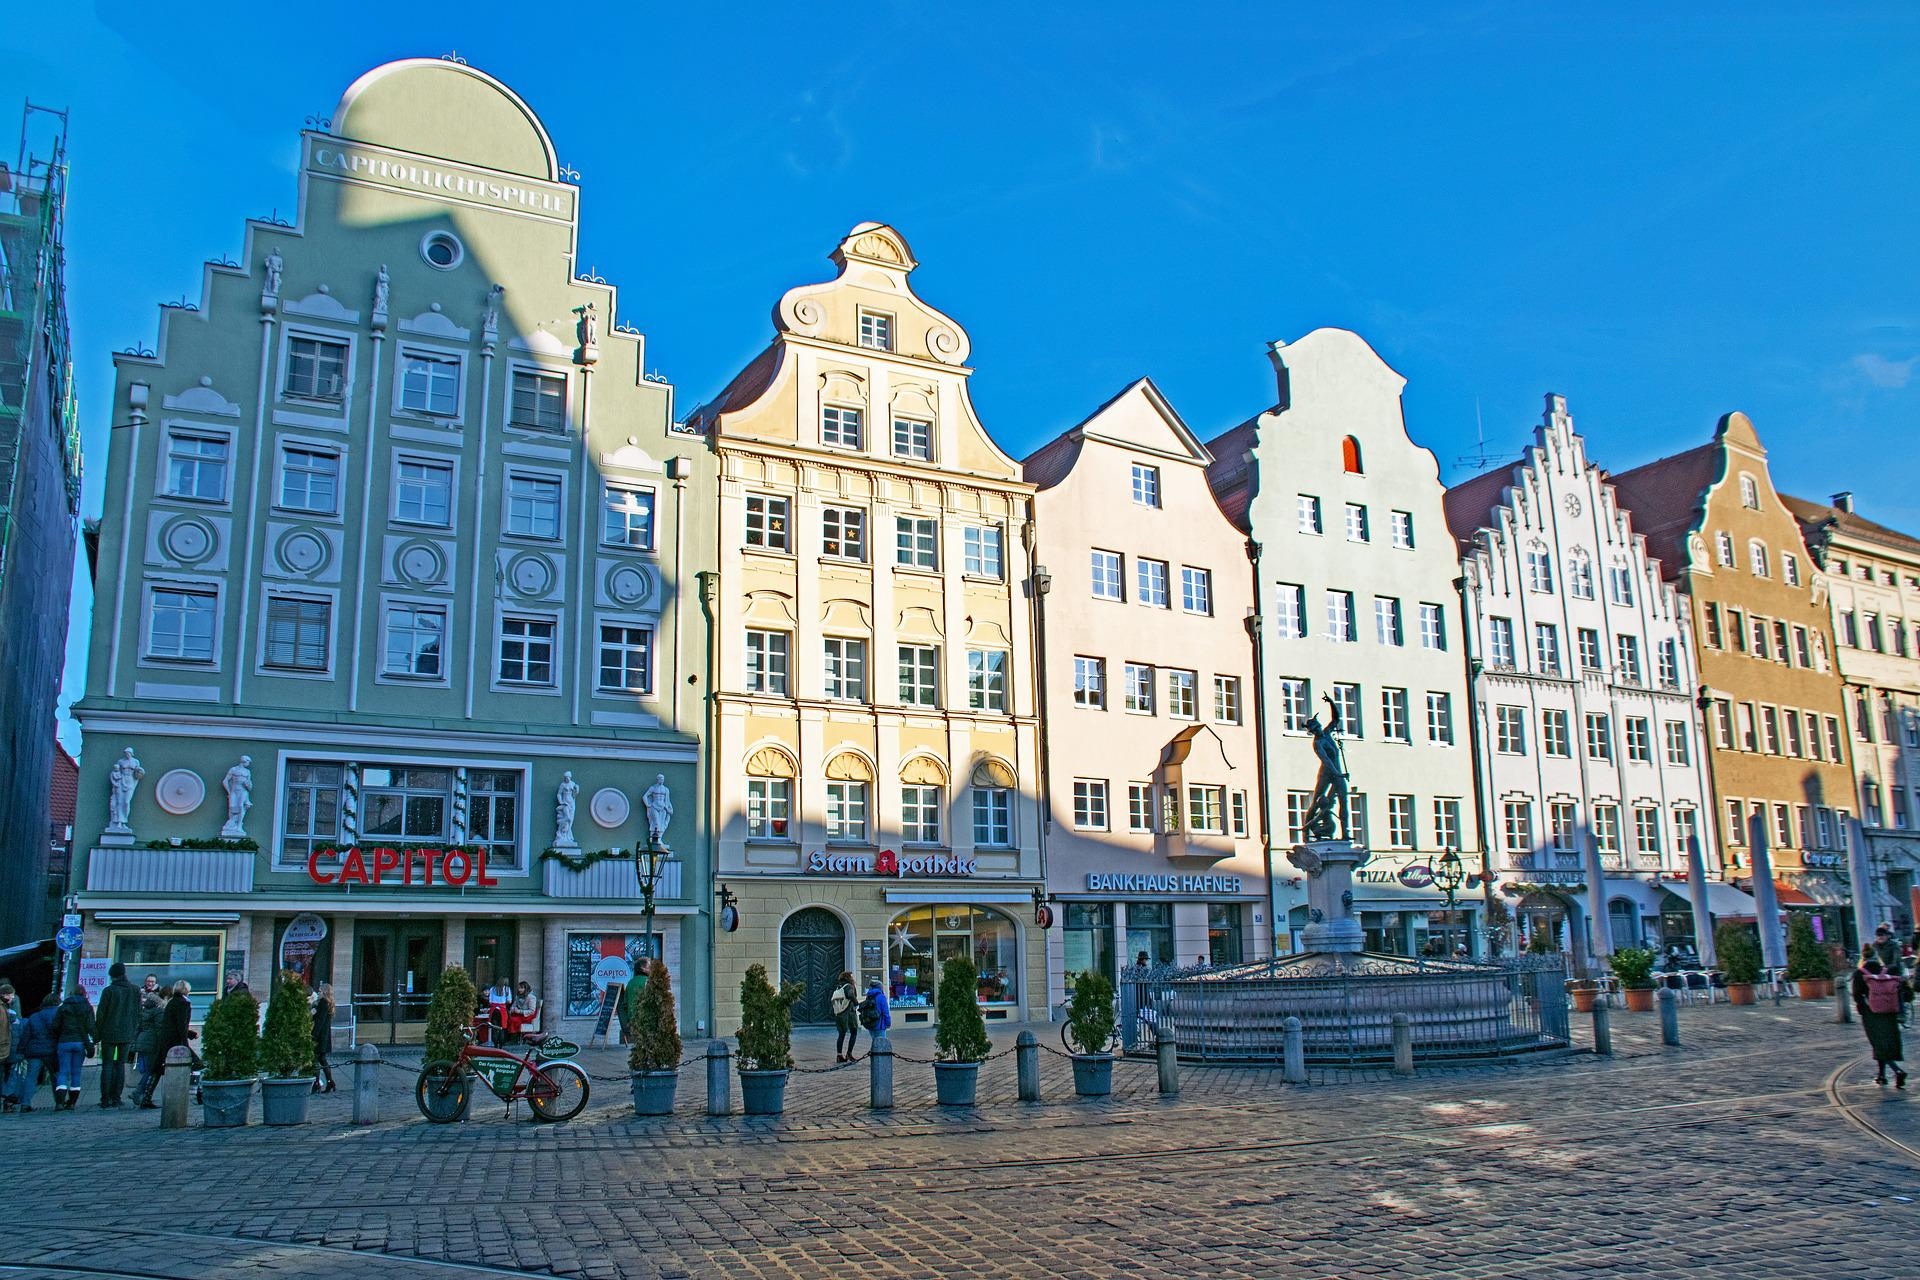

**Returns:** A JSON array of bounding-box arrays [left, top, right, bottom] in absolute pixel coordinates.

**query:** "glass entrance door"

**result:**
[[353, 921, 447, 1043]]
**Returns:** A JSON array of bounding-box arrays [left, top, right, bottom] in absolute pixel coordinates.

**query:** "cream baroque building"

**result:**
[[688, 224, 1045, 1030]]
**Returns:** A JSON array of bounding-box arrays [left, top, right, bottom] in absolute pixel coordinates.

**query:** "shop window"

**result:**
[[1207, 904, 1244, 965], [888, 905, 1019, 1021], [1063, 903, 1115, 989], [1125, 902, 1174, 967], [111, 930, 223, 1022]]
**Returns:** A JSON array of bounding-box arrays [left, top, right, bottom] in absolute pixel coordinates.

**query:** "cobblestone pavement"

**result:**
[[4, 999, 1919, 1278]]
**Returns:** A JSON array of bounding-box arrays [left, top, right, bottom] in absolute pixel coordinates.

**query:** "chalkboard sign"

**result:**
[[590, 981, 625, 1042]]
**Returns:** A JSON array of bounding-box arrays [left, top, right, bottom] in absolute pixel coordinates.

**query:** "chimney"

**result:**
[[1832, 491, 1855, 514]]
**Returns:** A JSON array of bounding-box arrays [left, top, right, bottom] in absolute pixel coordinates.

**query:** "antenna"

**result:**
[[1455, 396, 1503, 471]]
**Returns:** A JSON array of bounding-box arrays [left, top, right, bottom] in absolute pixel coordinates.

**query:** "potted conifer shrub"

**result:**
[[933, 955, 991, 1106], [258, 971, 316, 1125], [1610, 947, 1658, 1012], [628, 960, 682, 1116], [736, 963, 802, 1116], [1065, 969, 1116, 1097], [198, 988, 260, 1128], [1716, 921, 1763, 1004], [1784, 913, 1830, 999], [423, 964, 478, 1066]]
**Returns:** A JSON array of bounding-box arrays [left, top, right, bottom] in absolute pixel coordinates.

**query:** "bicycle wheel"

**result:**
[[526, 1060, 588, 1122], [415, 1061, 472, 1123]]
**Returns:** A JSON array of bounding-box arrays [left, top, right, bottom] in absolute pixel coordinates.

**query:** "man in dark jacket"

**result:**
[[15, 995, 59, 1112], [95, 963, 141, 1108], [138, 982, 196, 1109]]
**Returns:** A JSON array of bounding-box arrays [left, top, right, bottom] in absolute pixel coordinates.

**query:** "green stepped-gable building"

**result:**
[[72, 58, 716, 1039]]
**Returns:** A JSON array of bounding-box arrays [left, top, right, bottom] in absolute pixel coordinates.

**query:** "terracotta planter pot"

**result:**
[[1570, 987, 1598, 1013], [1623, 987, 1654, 1012], [1795, 979, 1824, 1001], [1727, 982, 1757, 1005]]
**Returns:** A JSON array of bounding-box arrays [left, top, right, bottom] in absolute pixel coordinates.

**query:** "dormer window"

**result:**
[[858, 310, 893, 352]]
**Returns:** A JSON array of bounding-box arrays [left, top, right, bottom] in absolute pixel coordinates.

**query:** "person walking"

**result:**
[[858, 975, 891, 1045], [0, 982, 19, 1114], [310, 982, 336, 1094], [131, 986, 165, 1106], [138, 982, 196, 1109], [830, 970, 860, 1063], [1871, 925, 1903, 974], [52, 987, 97, 1111], [95, 963, 141, 1108], [1853, 957, 1913, 1087], [14, 995, 59, 1112]]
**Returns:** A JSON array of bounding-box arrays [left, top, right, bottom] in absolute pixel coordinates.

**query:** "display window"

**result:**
[[887, 905, 1019, 1021], [110, 930, 224, 1020]]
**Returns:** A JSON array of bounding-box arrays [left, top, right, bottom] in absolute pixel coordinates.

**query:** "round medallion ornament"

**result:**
[[590, 787, 630, 829], [160, 516, 217, 565], [605, 563, 653, 608], [276, 529, 330, 576], [507, 552, 555, 598], [1563, 493, 1582, 518], [396, 541, 445, 586], [155, 769, 206, 815]]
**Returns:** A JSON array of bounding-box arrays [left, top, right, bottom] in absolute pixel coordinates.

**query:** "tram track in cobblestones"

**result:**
[[1825, 1054, 1920, 1166]]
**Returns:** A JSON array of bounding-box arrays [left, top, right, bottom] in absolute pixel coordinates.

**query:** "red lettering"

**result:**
[[476, 849, 499, 887], [419, 847, 436, 886], [306, 849, 336, 886], [403, 847, 414, 885], [339, 847, 368, 885], [443, 848, 472, 886], [372, 846, 401, 884]]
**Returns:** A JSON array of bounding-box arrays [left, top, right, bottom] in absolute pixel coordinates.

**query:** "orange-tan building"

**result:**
[[1611, 412, 1857, 942]]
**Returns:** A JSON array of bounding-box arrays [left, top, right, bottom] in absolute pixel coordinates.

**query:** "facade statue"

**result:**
[[220, 755, 253, 838], [263, 249, 284, 297], [1301, 695, 1352, 842], [578, 300, 599, 349], [482, 283, 502, 344], [642, 774, 672, 846], [372, 264, 390, 315], [107, 748, 146, 832], [554, 771, 580, 847]]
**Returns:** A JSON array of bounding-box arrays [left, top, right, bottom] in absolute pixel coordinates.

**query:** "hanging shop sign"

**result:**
[[278, 913, 329, 981], [1397, 864, 1435, 889], [304, 845, 502, 887], [805, 849, 978, 878], [1802, 852, 1844, 869], [1084, 873, 1244, 895]]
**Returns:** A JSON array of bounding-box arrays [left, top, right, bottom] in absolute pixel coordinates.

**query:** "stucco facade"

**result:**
[[1208, 329, 1485, 956], [1025, 380, 1271, 996], [71, 59, 715, 1039], [689, 225, 1045, 1031], [1447, 395, 1719, 956]]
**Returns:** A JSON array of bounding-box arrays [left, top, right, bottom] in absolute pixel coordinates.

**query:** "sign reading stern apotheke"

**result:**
[[1085, 874, 1244, 895], [806, 849, 979, 877], [307, 139, 574, 218]]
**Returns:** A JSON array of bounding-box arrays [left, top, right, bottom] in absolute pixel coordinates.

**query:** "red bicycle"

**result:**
[[414, 1029, 589, 1123]]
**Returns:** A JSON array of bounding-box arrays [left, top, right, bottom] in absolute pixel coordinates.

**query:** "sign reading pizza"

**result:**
[[304, 846, 501, 887]]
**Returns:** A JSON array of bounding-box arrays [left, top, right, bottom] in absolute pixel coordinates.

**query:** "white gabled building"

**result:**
[[1446, 394, 1720, 957]]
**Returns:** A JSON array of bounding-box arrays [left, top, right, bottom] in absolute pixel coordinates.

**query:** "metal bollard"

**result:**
[[1836, 982, 1854, 1024], [868, 1032, 894, 1111], [705, 1041, 732, 1117], [352, 1043, 380, 1125], [1015, 1030, 1040, 1102], [1391, 1013, 1413, 1076], [159, 1046, 191, 1128], [1282, 1016, 1307, 1084], [1592, 1000, 1613, 1056], [1156, 1033, 1179, 1095], [1657, 987, 1680, 1046]]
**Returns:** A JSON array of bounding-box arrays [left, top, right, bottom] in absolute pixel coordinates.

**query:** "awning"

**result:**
[[1784, 870, 1853, 908], [1772, 878, 1818, 908], [1350, 881, 1480, 909], [1655, 881, 1759, 918]]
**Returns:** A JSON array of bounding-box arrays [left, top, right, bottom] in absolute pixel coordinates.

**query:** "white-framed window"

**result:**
[[1073, 656, 1105, 709], [822, 404, 863, 449], [1716, 531, 1734, 567], [1419, 603, 1446, 651], [1329, 682, 1362, 737], [892, 417, 932, 461], [745, 630, 790, 695], [858, 309, 893, 351], [1625, 717, 1652, 763], [1167, 669, 1198, 720], [277, 445, 339, 515], [1188, 786, 1225, 834], [497, 615, 556, 686], [1426, 692, 1454, 745], [895, 516, 938, 569], [1578, 627, 1603, 671], [1381, 687, 1410, 742], [1542, 709, 1570, 757], [1526, 549, 1554, 593], [1434, 799, 1461, 852], [963, 526, 1004, 578], [398, 350, 461, 417], [1534, 622, 1560, 675], [1740, 473, 1760, 509], [1375, 597, 1404, 647], [1488, 616, 1515, 666], [1496, 705, 1528, 755], [1672, 807, 1698, 856], [1585, 712, 1614, 761], [509, 369, 567, 432], [601, 485, 655, 550], [1569, 554, 1595, 599], [746, 778, 792, 841], [1073, 779, 1110, 831], [382, 602, 446, 679], [968, 649, 1007, 711], [1277, 584, 1307, 638], [1783, 553, 1801, 587], [1127, 783, 1155, 834], [823, 637, 867, 701], [745, 494, 791, 552], [822, 506, 867, 561], [1664, 721, 1691, 767], [394, 457, 453, 527], [1131, 464, 1161, 508], [1279, 678, 1311, 733], [1635, 806, 1662, 856], [163, 430, 229, 502], [1615, 634, 1641, 683], [899, 645, 939, 707], [1388, 795, 1416, 850], [1390, 510, 1414, 549], [1124, 662, 1155, 714], [1594, 805, 1621, 856], [973, 788, 1012, 846], [146, 585, 218, 662], [505, 472, 563, 540], [1181, 566, 1212, 615], [1214, 675, 1241, 724], [1749, 540, 1770, 578], [902, 785, 942, 845], [1326, 590, 1356, 642], [285, 334, 349, 401], [597, 623, 654, 694], [262, 595, 330, 672], [1657, 638, 1680, 687], [1345, 502, 1370, 543], [1607, 565, 1635, 607], [1230, 790, 1250, 838], [1285, 791, 1310, 844], [1091, 550, 1124, 601], [1785, 710, 1804, 757], [1550, 802, 1579, 853], [1297, 494, 1322, 535], [1137, 559, 1171, 608], [1502, 801, 1533, 857], [826, 782, 869, 844]]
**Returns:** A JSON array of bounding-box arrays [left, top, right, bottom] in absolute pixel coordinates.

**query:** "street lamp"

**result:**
[[1435, 850, 1466, 955], [635, 843, 668, 975]]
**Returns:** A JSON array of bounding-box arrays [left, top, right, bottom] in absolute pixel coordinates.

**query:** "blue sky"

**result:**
[[10, 3, 1920, 753]]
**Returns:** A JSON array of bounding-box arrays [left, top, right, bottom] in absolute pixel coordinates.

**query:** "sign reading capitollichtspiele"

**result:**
[[306, 137, 574, 221]]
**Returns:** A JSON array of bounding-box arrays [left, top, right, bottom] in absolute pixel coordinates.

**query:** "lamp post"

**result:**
[[1435, 850, 1466, 956], [636, 843, 668, 974]]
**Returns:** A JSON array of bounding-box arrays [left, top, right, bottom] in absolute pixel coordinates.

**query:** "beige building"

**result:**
[[687, 224, 1045, 1031], [1024, 380, 1272, 995], [1786, 492, 1920, 935]]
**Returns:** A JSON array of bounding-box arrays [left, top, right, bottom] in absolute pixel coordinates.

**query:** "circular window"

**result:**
[[420, 231, 464, 270]]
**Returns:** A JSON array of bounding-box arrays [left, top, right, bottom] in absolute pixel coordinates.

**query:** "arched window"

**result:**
[[887, 904, 1020, 1016], [1341, 436, 1364, 474], [745, 746, 796, 841], [900, 756, 947, 846]]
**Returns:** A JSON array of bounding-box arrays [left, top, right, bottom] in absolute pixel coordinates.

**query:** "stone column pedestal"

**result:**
[[1288, 839, 1368, 954]]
